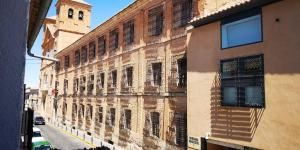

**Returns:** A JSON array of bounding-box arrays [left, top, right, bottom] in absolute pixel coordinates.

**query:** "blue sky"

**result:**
[[25, 0, 134, 88]]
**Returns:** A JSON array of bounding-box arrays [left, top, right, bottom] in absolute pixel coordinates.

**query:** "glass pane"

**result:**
[[222, 15, 261, 48], [245, 86, 263, 106], [222, 60, 237, 78], [223, 87, 237, 105]]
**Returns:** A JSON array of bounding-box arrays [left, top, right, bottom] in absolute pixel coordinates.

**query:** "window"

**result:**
[[73, 78, 79, 94], [81, 46, 88, 64], [172, 0, 192, 28], [75, 50, 80, 66], [152, 63, 162, 86], [110, 108, 116, 126], [123, 20, 135, 46], [98, 107, 103, 123], [88, 42, 96, 61], [148, 5, 164, 36], [78, 11, 84, 20], [126, 67, 133, 87], [63, 79, 68, 94], [221, 8, 262, 48], [177, 58, 186, 87], [64, 55, 70, 68], [123, 109, 131, 130], [68, 8, 74, 18], [221, 54, 264, 107], [98, 36, 106, 56], [151, 112, 160, 137], [79, 104, 85, 118], [80, 76, 86, 94], [88, 105, 93, 119], [55, 61, 60, 72], [175, 113, 187, 147], [87, 74, 94, 94], [100, 73, 105, 88], [109, 29, 119, 51], [112, 70, 117, 88]]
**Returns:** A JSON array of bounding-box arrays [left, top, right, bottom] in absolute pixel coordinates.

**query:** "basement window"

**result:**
[[68, 8, 73, 19], [148, 5, 164, 36], [98, 36, 106, 56], [89, 42, 96, 61], [109, 29, 119, 51], [221, 8, 262, 49], [152, 62, 162, 86], [172, 0, 193, 28], [151, 112, 160, 138], [123, 20, 135, 46], [221, 54, 264, 107], [75, 50, 80, 66]]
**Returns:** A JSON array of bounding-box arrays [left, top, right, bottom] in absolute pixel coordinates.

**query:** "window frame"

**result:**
[[78, 11, 84, 20], [98, 36, 106, 57], [220, 54, 265, 108], [123, 20, 135, 46], [152, 62, 162, 86], [172, 0, 193, 28], [148, 5, 164, 36], [221, 7, 263, 49], [64, 55, 70, 69], [68, 8, 74, 19]]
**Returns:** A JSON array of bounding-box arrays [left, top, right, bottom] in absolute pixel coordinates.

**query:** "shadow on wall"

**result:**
[[210, 73, 264, 142]]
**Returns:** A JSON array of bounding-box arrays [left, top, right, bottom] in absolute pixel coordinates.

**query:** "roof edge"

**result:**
[[190, 0, 281, 28]]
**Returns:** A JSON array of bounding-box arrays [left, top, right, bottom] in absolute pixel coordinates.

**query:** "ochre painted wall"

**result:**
[[187, 0, 300, 149]]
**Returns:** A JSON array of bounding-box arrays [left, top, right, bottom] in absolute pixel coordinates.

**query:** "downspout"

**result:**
[[27, 0, 58, 62]]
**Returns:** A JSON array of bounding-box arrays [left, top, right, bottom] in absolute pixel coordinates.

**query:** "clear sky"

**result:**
[[25, 0, 134, 88]]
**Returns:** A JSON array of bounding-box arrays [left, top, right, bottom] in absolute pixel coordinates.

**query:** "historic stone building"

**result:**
[[38, 0, 201, 149]]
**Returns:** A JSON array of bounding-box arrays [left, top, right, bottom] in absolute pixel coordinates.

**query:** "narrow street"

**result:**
[[37, 125, 91, 150]]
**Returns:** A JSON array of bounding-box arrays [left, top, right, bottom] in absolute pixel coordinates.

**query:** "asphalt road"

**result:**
[[37, 124, 90, 150]]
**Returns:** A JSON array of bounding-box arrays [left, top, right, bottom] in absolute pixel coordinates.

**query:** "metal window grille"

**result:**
[[152, 63, 162, 86], [175, 113, 187, 147], [78, 11, 84, 20], [112, 70, 117, 87], [125, 109, 131, 129], [89, 42, 96, 61], [148, 5, 164, 36], [126, 67, 133, 87], [98, 36, 106, 56], [73, 78, 79, 94], [64, 55, 70, 68], [55, 61, 60, 72], [68, 8, 73, 18], [150, 112, 160, 138], [110, 108, 116, 126], [177, 58, 187, 87], [221, 54, 265, 107], [63, 79, 68, 94], [75, 50, 80, 66], [80, 76, 86, 94], [109, 29, 119, 51], [87, 74, 94, 94], [81, 46, 88, 64], [172, 0, 192, 28], [98, 107, 103, 123], [123, 20, 135, 46]]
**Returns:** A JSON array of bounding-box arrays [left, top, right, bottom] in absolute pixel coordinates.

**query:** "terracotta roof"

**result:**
[[190, 0, 280, 27]]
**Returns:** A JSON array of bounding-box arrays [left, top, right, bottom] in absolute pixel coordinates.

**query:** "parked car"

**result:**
[[34, 116, 45, 125], [32, 127, 51, 150]]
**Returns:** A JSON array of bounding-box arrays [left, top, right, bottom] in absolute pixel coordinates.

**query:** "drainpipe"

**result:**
[[27, 49, 59, 62]]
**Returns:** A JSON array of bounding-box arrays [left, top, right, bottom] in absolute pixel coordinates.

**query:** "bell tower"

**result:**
[[55, 0, 91, 52]]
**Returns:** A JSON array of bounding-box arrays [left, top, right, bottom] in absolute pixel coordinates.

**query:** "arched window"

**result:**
[[68, 8, 73, 18], [79, 11, 84, 20]]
